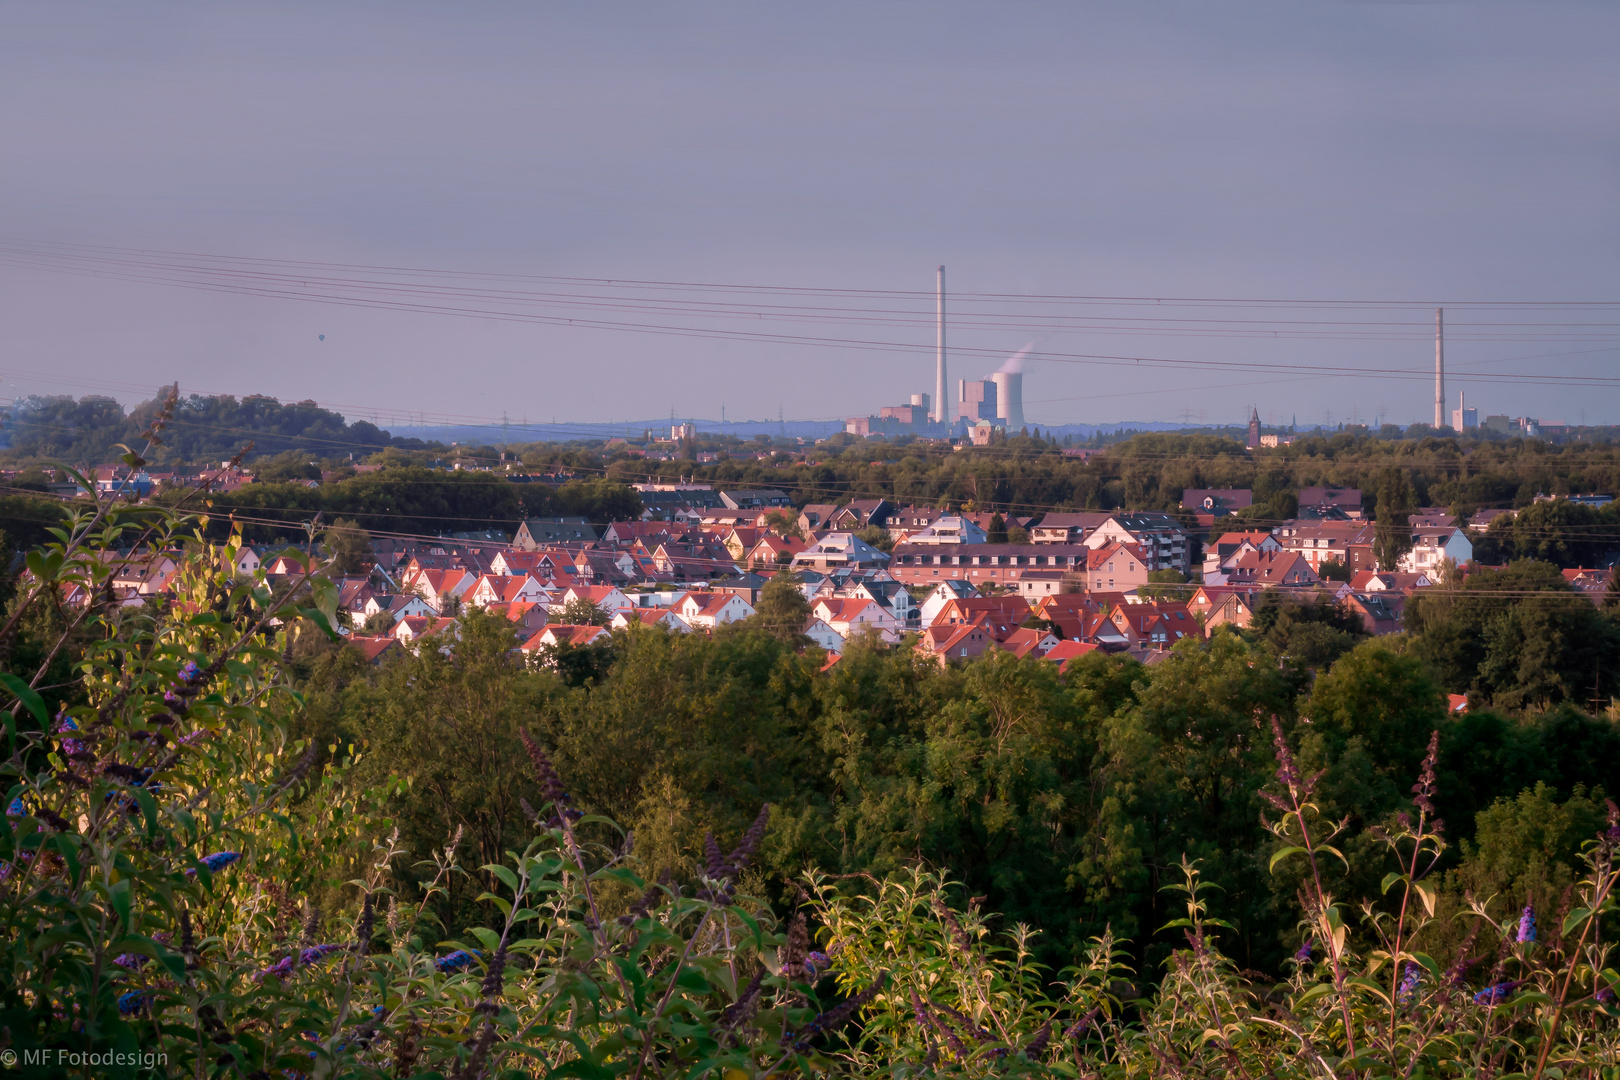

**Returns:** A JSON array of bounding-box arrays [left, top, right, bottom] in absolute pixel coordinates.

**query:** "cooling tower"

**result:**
[[991, 371, 1024, 430]]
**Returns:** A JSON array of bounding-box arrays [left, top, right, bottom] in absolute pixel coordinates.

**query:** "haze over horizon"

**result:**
[[3, 2, 1617, 431]]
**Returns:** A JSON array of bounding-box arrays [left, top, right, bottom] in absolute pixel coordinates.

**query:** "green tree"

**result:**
[[322, 516, 373, 574], [556, 595, 612, 626], [986, 512, 1009, 544], [1373, 467, 1415, 570], [748, 568, 812, 643]]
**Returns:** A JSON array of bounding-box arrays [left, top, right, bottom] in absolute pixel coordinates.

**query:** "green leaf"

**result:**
[[1293, 983, 1337, 1008], [1269, 846, 1307, 873], [468, 927, 502, 952], [482, 863, 521, 894], [1564, 908, 1593, 935], [1381, 871, 1406, 895], [475, 892, 513, 918], [109, 879, 133, 933], [0, 674, 50, 727]]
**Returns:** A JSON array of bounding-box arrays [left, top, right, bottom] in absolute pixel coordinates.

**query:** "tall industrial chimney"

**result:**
[[934, 265, 947, 424], [1434, 307, 1445, 430]]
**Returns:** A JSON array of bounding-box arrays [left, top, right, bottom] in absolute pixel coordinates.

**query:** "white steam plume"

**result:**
[[997, 341, 1036, 374]]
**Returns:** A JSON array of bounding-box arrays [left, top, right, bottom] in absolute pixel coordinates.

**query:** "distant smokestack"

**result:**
[[1434, 307, 1445, 429], [933, 266, 947, 424], [991, 371, 1024, 429]]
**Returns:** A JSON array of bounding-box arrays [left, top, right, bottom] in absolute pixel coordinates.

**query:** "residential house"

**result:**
[[798, 504, 839, 535], [1187, 584, 1258, 630], [827, 499, 893, 531], [1029, 512, 1112, 545], [1084, 542, 1150, 594], [610, 608, 693, 633], [746, 534, 806, 567], [483, 601, 550, 632], [652, 538, 738, 580], [901, 516, 988, 545], [718, 489, 791, 509], [1296, 487, 1364, 519], [674, 591, 756, 630], [264, 550, 316, 577], [917, 580, 979, 626], [1343, 591, 1403, 635], [721, 527, 768, 562], [1202, 531, 1281, 578], [1082, 513, 1192, 573], [1272, 521, 1377, 574], [710, 572, 769, 605], [1398, 526, 1472, 576], [560, 584, 632, 617], [889, 543, 1090, 587], [1043, 639, 1101, 672], [1181, 488, 1253, 526], [1469, 508, 1518, 530], [466, 574, 550, 609], [811, 597, 904, 642], [802, 618, 846, 653], [514, 517, 598, 548], [927, 594, 1033, 631], [365, 593, 436, 623], [1017, 570, 1069, 598], [345, 635, 399, 665], [1563, 567, 1613, 606], [1226, 549, 1321, 589], [521, 624, 611, 654], [919, 617, 998, 664], [883, 505, 949, 540], [791, 533, 890, 571], [1349, 570, 1433, 594], [999, 627, 1060, 659]]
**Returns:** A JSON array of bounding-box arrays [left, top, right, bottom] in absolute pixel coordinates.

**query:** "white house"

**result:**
[[1398, 527, 1473, 576], [918, 580, 978, 628], [560, 584, 632, 616], [802, 617, 846, 653], [811, 597, 903, 642], [791, 533, 890, 571], [466, 573, 551, 609], [902, 516, 988, 545], [610, 608, 693, 633], [675, 592, 756, 630]]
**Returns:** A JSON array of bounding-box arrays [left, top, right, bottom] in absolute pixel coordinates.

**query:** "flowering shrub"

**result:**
[[0, 475, 1616, 1077]]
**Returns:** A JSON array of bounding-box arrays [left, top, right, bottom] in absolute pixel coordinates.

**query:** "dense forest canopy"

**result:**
[[1, 391, 422, 462]]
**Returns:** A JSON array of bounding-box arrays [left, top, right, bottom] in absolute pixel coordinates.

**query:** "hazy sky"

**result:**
[[3, 1, 1617, 429]]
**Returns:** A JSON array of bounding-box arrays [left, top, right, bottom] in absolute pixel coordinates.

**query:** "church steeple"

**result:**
[[1247, 407, 1261, 450]]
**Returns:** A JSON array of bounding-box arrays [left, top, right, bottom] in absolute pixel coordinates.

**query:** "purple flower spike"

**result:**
[[1293, 938, 1313, 962], [1517, 905, 1536, 944], [1474, 981, 1519, 1006], [179, 661, 202, 682], [805, 950, 831, 979], [299, 943, 345, 966], [257, 955, 298, 980], [113, 952, 150, 970], [6, 798, 24, 817], [434, 949, 479, 973], [117, 990, 150, 1016], [185, 851, 243, 876], [1396, 966, 1420, 1006]]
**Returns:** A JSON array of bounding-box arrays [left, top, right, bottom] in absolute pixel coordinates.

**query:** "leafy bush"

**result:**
[[2, 467, 1616, 1077]]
